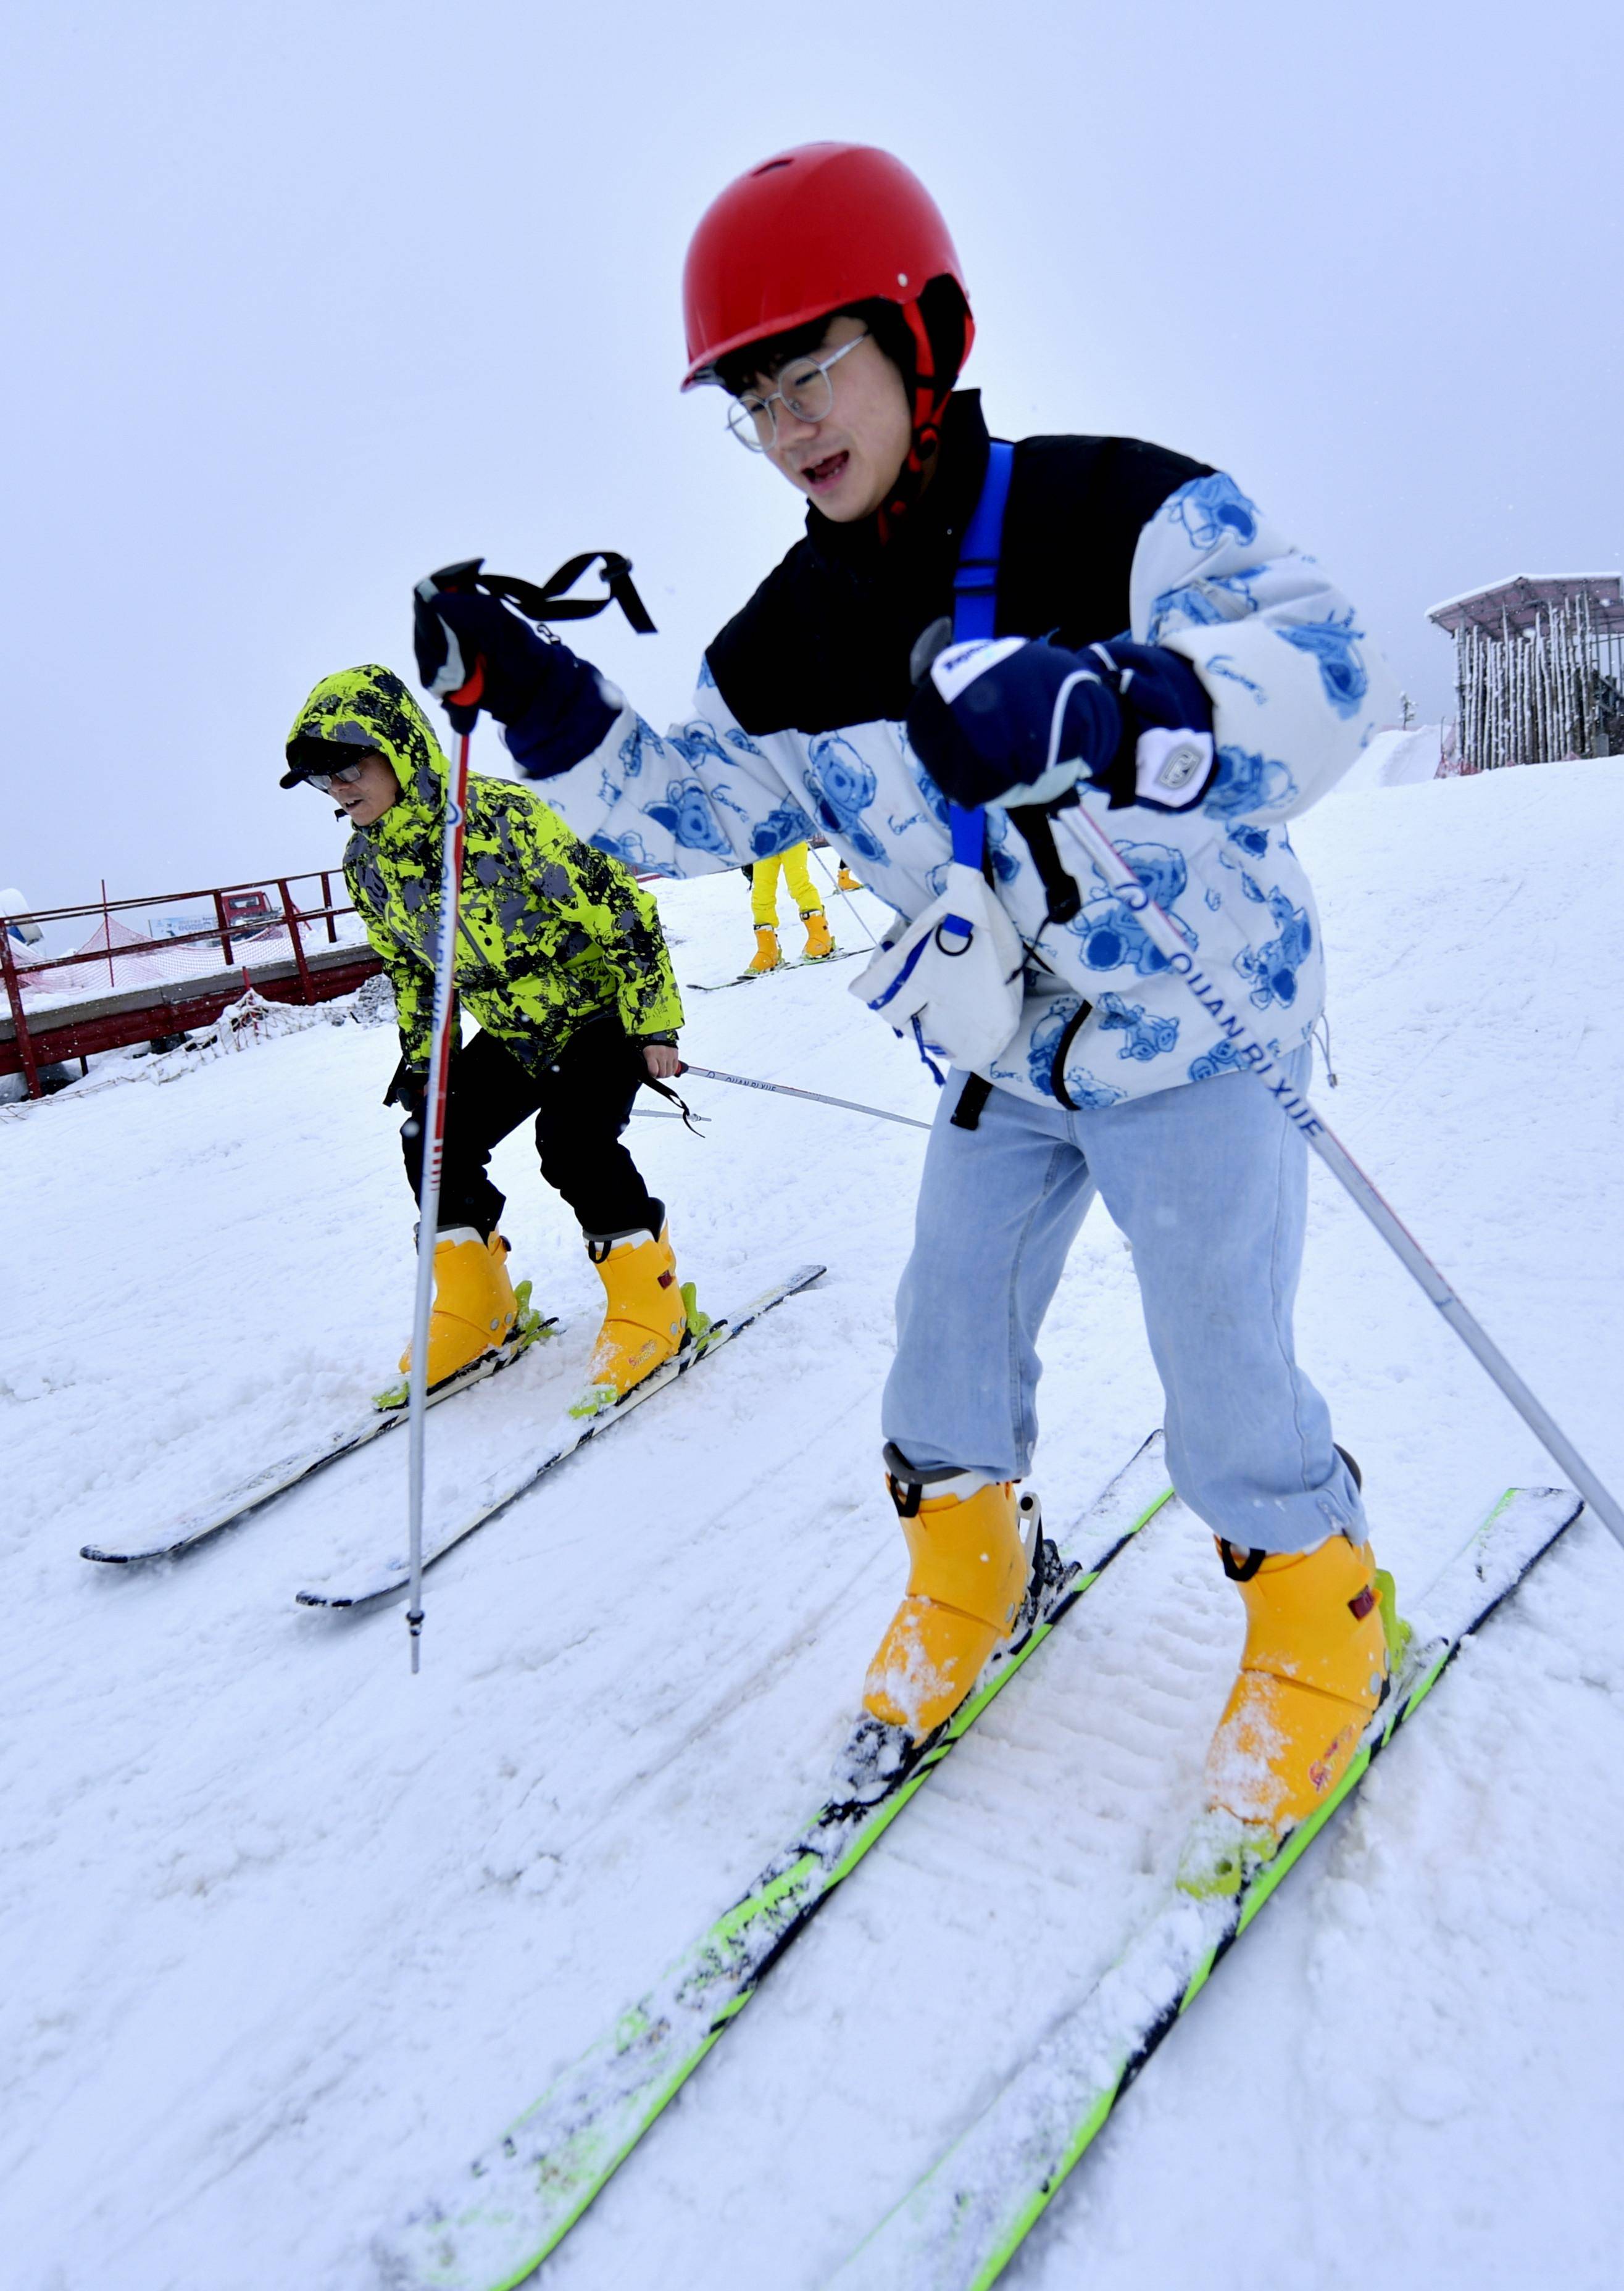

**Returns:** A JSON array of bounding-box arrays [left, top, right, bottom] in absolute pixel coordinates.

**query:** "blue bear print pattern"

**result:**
[[749, 801, 818, 859], [1071, 844, 1189, 976], [644, 777, 735, 858], [1225, 822, 1271, 860], [804, 735, 888, 865], [1018, 999, 1076, 1098], [1167, 473, 1260, 552], [589, 828, 657, 869], [1059, 1062, 1127, 1110], [668, 721, 735, 771], [1147, 567, 1269, 641], [1278, 609, 1368, 719], [1188, 1037, 1249, 1082], [1097, 992, 1180, 1063], [618, 717, 662, 779], [1234, 889, 1312, 1009], [1188, 1031, 1285, 1083], [1203, 748, 1298, 818], [1015, 1000, 1126, 1109]]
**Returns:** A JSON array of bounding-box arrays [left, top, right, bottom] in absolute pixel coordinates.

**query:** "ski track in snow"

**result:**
[[5, 771, 1624, 2290]]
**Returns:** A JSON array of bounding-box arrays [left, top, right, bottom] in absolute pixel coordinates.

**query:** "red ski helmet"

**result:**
[[681, 142, 973, 392]]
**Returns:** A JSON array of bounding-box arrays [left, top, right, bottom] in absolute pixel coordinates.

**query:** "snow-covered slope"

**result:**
[[1331, 722, 1443, 791], [6, 771, 1624, 2291]]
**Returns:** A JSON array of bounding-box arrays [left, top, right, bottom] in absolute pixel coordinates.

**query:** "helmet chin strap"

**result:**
[[877, 296, 970, 539]]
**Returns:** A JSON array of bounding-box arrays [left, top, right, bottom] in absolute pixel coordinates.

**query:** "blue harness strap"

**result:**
[[951, 438, 1015, 643], [947, 439, 1015, 869]]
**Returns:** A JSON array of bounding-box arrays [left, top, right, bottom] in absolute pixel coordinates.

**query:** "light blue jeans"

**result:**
[[882, 1049, 1365, 1555]]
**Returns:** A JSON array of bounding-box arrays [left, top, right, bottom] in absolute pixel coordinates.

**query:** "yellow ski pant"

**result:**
[[750, 843, 823, 926]]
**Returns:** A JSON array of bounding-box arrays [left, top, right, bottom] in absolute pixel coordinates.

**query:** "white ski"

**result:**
[[685, 949, 863, 992], [80, 1315, 561, 1567], [294, 1264, 825, 1610]]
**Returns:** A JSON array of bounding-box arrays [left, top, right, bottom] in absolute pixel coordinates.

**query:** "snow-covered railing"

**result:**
[[0, 868, 381, 1099]]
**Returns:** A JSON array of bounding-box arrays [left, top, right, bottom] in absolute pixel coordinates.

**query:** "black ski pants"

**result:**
[[400, 1014, 660, 1244]]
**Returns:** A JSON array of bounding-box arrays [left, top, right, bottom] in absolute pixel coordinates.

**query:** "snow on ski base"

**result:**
[[5, 769, 1624, 2291]]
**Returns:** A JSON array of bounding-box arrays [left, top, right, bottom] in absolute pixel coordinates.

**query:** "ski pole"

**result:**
[[403, 725, 474, 1670], [809, 844, 880, 947], [678, 1062, 931, 1133], [1054, 805, 1624, 1550]]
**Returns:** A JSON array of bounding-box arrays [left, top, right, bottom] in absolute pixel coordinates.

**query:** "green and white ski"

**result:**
[[830, 1480, 1586, 2291], [373, 1432, 1176, 2290]]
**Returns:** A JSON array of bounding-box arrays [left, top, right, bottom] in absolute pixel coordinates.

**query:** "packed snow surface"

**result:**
[[6, 767, 1624, 2290], [1331, 722, 1443, 791]]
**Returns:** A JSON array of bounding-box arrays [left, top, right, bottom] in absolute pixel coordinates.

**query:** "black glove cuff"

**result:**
[[383, 1057, 428, 1110]]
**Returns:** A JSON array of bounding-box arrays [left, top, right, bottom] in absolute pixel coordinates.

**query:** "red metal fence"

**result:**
[[1, 869, 382, 1099]]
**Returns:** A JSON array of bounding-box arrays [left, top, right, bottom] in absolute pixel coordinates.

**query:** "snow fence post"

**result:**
[[0, 924, 41, 1100], [1052, 805, 1624, 1553], [278, 879, 314, 1002], [212, 889, 235, 971], [403, 725, 473, 1670]]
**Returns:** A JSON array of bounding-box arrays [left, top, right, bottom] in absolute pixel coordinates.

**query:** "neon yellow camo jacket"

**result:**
[[288, 665, 683, 1075]]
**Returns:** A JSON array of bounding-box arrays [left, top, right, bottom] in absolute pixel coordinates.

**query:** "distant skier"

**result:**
[[412, 146, 1401, 1882], [281, 664, 698, 1413], [744, 841, 835, 973]]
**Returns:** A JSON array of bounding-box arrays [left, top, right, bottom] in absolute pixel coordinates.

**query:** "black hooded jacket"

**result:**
[[705, 392, 1211, 738]]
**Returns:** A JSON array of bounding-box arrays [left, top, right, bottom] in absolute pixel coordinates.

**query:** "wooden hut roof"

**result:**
[[1428, 573, 1624, 638]]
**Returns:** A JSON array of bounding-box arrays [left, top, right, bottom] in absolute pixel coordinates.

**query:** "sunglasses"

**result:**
[[301, 759, 367, 793]]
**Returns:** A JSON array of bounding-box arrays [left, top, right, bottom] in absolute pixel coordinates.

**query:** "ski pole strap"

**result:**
[[639, 1070, 704, 1134], [430, 552, 657, 636], [946, 438, 1016, 879]]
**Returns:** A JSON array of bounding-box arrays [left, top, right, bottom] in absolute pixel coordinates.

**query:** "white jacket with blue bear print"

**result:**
[[514, 470, 1396, 1112]]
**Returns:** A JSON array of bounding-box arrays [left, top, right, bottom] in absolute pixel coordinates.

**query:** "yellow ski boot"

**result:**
[[746, 925, 781, 975], [801, 907, 835, 961], [836, 863, 864, 893], [862, 1463, 1036, 1742], [395, 1229, 519, 1392], [572, 1210, 704, 1416], [1184, 1529, 1404, 1893]]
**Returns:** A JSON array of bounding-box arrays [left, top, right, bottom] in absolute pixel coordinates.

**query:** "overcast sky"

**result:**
[[4, 0, 1620, 913]]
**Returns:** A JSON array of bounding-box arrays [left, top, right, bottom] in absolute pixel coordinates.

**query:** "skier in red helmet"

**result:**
[[414, 142, 1402, 1889]]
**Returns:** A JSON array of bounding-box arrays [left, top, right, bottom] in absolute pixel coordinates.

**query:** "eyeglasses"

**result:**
[[726, 332, 868, 452], [301, 759, 366, 793]]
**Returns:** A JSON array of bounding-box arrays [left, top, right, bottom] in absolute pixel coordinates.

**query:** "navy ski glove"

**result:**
[[907, 634, 1215, 813], [1094, 639, 1216, 794], [412, 580, 619, 775]]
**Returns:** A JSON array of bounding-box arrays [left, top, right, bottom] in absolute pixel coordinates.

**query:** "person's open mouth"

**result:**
[[802, 449, 849, 492]]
